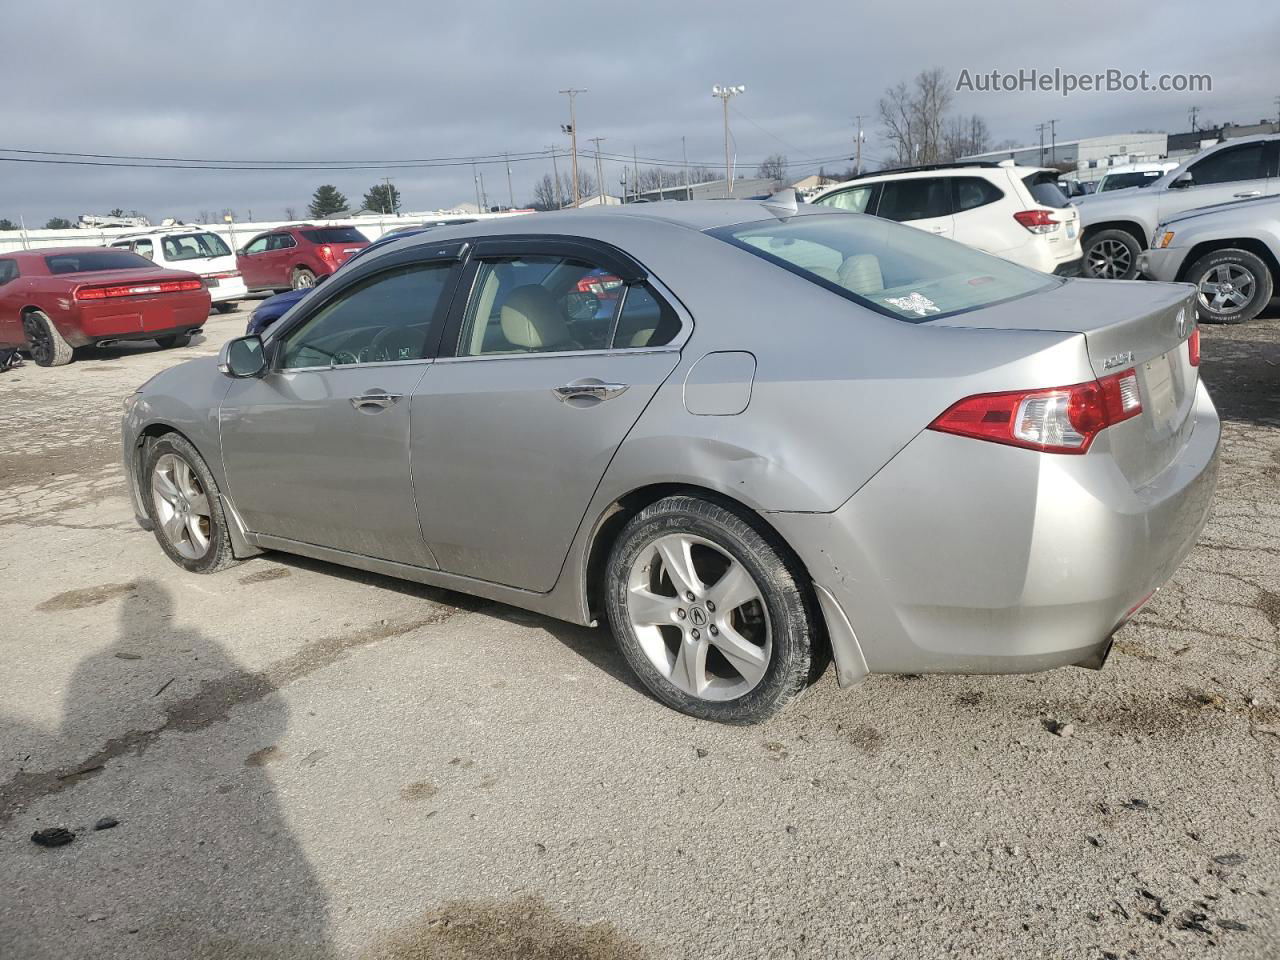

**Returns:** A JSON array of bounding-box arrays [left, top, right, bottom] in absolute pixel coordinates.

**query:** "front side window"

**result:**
[[1189, 143, 1265, 185], [278, 262, 454, 369], [161, 233, 231, 261], [813, 184, 876, 213], [713, 214, 1057, 323], [243, 235, 269, 255], [877, 178, 952, 222]]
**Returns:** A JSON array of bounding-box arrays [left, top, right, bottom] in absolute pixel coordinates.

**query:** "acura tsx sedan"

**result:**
[[122, 199, 1219, 723]]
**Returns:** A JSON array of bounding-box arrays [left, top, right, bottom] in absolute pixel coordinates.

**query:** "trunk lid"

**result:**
[[932, 279, 1200, 486]]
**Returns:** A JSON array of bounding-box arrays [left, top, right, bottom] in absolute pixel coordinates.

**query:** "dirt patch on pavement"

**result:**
[[239, 567, 292, 584], [364, 896, 647, 960], [36, 581, 139, 612], [400, 781, 439, 802]]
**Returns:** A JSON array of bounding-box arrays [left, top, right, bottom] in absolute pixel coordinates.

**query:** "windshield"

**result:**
[[301, 227, 367, 244], [161, 233, 232, 261], [1099, 171, 1163, 192], [711, 213, 1058, 322], [44, 250, 155, 274]]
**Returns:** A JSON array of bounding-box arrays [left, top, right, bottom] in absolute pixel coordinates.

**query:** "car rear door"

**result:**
[[219, 245, 466, 564], [876, 177, 955, 238], [410, 237, 687, 592]]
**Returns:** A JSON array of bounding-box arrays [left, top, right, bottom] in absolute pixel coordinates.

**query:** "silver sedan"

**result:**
[[123, 200, 1220, 723]]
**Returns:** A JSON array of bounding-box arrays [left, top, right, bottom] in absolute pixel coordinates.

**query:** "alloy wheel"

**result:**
[[292, 270, 316, 290], [151, 453, 213, 561], [625, 533, 772, 701], [22, 315, 52, 366], [1197, 263, 1255, 316], [1087, 239, 1132, 279]]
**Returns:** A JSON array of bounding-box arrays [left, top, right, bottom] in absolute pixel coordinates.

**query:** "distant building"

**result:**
[[574, 194, 624, 207], [961, 133, 1169, 182], [632, 177, 782, 202]]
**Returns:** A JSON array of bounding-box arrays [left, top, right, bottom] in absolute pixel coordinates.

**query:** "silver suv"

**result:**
[[1074, 135, 1280, 279]]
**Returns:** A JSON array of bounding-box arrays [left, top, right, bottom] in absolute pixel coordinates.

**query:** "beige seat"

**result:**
[[499, 285, 578, 352], [837, 254, 885, 296]]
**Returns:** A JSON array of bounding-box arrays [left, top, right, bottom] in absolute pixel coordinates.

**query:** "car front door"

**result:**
[[238, 234, 271, 289], [1159, 140, 1272, 220], [411, 239, 687, 592], [219, 249, 464, 564], [875, 177, 955, 239]]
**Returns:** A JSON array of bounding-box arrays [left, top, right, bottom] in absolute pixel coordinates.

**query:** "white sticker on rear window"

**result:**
[[884, 292, 940, 316]]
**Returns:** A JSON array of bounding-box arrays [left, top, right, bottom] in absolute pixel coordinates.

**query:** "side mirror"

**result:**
[[218, 335, 267, 378], [1169, 172, 1193, 189]]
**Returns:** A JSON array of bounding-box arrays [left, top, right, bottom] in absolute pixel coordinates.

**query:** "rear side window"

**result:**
[[877, 178, 952, 221], [0, 260, 17, 285], [812, 184, 877, 213], [302, 227, 367, 244], [267, 233, 297, 251], [161, 233, 231, 261], [1021, 172, 1071, 208], [134, 239, 155, 260], [614, 285, 681, 348], [712, 214, 1056, 323], [44, 251, 153, 274], [953, 177, 1004, 212]]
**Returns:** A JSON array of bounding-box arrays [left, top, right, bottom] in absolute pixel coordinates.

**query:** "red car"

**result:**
[[0, 247, 210, 367], [235, 224, 369, 292]]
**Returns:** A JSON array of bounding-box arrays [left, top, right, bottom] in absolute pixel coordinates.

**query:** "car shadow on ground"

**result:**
[[1197, 307, 1280, 430], [258, 552, 647, 695], [0, 579, 333, 959]]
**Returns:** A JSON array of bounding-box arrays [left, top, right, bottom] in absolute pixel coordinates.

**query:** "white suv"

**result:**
[[110, 229, 247, 313], [809, 163, 1083, 275]]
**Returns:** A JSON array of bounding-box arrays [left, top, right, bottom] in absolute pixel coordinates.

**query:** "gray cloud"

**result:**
[[3, 0, 1275, 223]]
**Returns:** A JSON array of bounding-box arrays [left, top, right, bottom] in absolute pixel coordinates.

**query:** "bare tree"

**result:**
[[283, 206, 298, 220], [530, 174, 560, 211], [942, 114, 991, 161], [878, 68, 955, 166], [755, 154, 788, 181]]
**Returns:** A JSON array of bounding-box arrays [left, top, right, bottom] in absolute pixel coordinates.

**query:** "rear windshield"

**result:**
[[44, 250, 154, 274], [1021, 172, 1071, 208], [161, 232, 231, 261], [711, 213, 1057, 323], [301, 227, 367, 244], [1099, 171, 1162, 192]]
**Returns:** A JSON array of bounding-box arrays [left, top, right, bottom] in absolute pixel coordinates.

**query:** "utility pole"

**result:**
[[472, 162, 481, 213], [382, 176, 396, 215], [682, 135, 690, 200], [504, 153, 514, 210], [1048, 120, 1058, 165], [559, 88, 586, 206], [1188, 106, 1200, 132], [478, 170, 488, 212], [633, 145, 640, 202], [1035, 122, 1047, 165], [546, 146, 563, 208], [853, 114, 865, 175], [1273, 96, 1279, 133], [588, 137, 607, 205], [712, 84, 745, 198]]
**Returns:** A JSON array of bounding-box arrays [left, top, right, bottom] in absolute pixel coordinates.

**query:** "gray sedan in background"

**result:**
[[122, 200, 1219, 723]]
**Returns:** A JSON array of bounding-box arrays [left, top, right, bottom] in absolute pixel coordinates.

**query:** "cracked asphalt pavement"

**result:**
[[1, 301, 1277, 959]]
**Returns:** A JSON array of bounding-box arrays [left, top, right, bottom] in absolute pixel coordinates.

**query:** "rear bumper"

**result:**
[[207, 277, 248, 304], [772, 380, 1220, 678]]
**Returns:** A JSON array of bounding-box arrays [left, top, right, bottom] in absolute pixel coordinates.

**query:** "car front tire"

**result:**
[[155, 333, 193, 349], [1083, 229, 1143, 280], [144, 434, 238, 574], [1186, 248, 1273, 325], [22, 310, 75, 367], [213, 302, 236, 314], [605, 495, 819, 724]]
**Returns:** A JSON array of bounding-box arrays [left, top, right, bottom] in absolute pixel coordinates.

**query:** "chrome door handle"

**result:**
[[350, 391, 402, 411], [553, 380, 629, 403], [1233, 190, 1262, 198]]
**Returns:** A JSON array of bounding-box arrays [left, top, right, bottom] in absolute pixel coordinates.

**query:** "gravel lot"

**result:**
[[1, 299, 1277, 960]]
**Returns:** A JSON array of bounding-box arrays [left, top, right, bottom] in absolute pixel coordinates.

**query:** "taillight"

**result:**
[[1187, 328, 1200, 367], [576, 273, 623, 298], [317, 244, 336, 264], [76, 278, 205, 301], [929, 369, 1143, 454], [1013, 209, 1059, 234]]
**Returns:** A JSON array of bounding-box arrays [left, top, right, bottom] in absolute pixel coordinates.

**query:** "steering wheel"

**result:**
[[367, 326, 418, 363]]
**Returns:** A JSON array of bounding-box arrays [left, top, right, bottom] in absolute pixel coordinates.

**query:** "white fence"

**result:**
[[0, 211, 529, 255]]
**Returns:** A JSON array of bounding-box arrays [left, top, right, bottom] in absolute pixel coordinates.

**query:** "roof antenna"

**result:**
[[761, 186, 798, 218]]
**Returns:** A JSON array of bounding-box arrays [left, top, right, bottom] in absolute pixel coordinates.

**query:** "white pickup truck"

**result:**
[[1074, 134, 1280, 280]]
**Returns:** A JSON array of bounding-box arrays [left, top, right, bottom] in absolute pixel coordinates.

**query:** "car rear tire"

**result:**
[[1186, 248, 1273, 325], [155, 333, 193, 349], [605, 495, 819, 724], [291, 267, 316, 290], [144, 434, 238, 574], [213, 302, 236, 314], [22, 310, 74, 367], [1083, 229, 1143, 280]]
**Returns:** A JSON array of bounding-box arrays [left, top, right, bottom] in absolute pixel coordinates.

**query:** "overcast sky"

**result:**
[[3, 0, 1277, 224]]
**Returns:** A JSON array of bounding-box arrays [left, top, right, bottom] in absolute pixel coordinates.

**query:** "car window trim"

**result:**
[[266, 243, 469, 369]]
